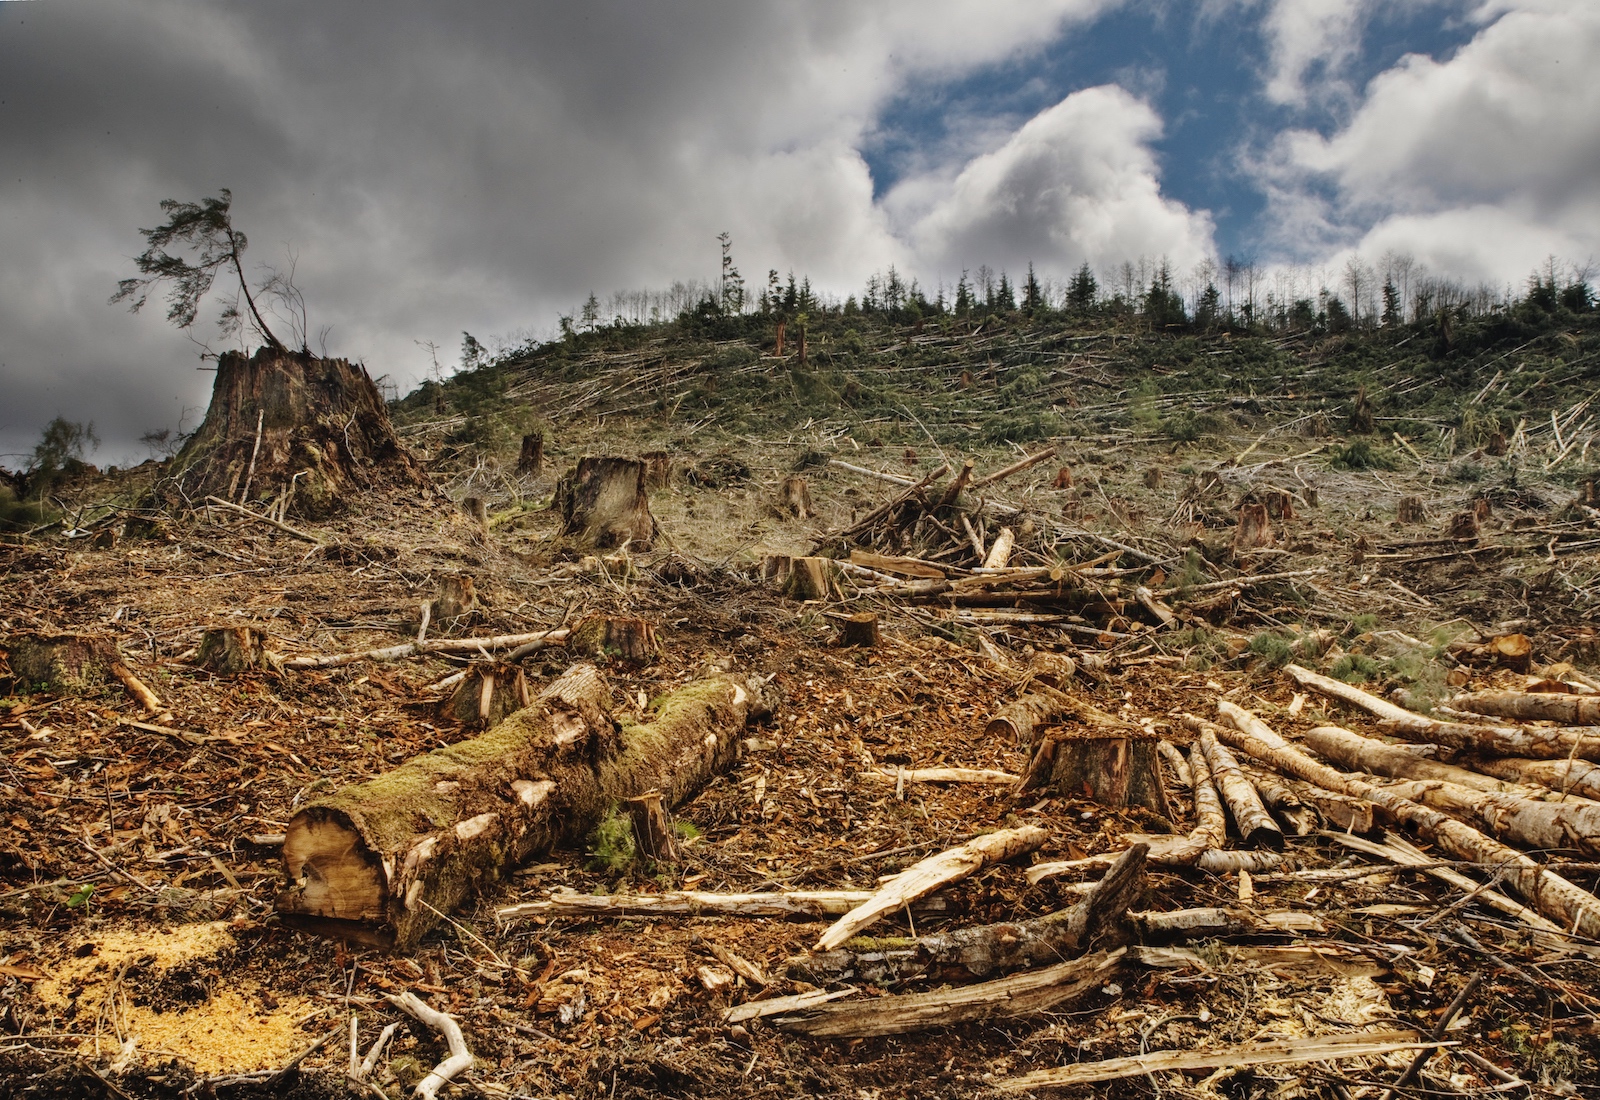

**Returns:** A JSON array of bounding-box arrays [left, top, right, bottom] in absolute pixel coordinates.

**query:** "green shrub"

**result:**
[[586, 806, 636, 875], [1330, 653, 1382, 683], [1329, 439, 1400, 471], [1246, 631, 1295, 669]]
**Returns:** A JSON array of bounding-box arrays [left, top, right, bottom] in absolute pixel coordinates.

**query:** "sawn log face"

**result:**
[[277, 663, 767, 949]]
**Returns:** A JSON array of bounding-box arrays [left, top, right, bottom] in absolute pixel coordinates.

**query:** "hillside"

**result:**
[[3, 299, 1600, 1099]]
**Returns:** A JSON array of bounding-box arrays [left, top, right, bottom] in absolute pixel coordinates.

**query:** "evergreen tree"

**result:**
[[997, 271, 1016, 312], [954, 270, 973, 317], [1143, 262, 1186, 328], [782, 272, 798, 313], [1022, 263, 1042, 314], [1195, 283, 1221, 331], [1381, 279, 1402, 327], [581, 292, 600, 331], [1066, 263, 1098, 313], [717, 231, 745, 314]]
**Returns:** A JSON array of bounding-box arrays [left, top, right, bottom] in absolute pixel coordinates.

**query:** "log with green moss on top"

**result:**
[[276, 663, 776, 949]]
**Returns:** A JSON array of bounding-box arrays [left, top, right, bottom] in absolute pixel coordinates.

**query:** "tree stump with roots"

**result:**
[[780, 476, 814, 519]]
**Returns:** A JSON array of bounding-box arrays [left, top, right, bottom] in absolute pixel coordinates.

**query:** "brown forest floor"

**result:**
[[3, 417, 1600, 1099]]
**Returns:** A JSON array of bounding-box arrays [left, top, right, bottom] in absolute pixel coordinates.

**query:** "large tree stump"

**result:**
[[1448, 510, 1480, 540], [1397, 495, 1425, 524], [277, 664, 775, 949], [197, 625, 270, 674], [779, 476, 813, 519], [517, 431, 544, 477], [837, 612, 880, 648], [3, 633, 117, 693], [162, 347, 426, 518], [568, 614, 659, 666], [1231, 503, 1274, 553], [556, 457, 656, 550], [1019, 731, 1172, 817], [429, 576, 478, 634], [441, 667, 525, 730], [781, 557, 840, 601]]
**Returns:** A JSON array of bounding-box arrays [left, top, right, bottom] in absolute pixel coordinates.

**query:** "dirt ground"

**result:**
[[3, 415, 1600, 1098]]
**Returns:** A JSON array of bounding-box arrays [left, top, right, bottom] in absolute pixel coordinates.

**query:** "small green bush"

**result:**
[[1246, 631, 1295, 669], [586, 806, 636, 875], [1329, 439, 1400, 471], [1330, 653, 1382, 683]]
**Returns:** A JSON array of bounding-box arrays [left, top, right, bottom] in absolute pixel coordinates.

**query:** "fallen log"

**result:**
[[1469, 756, 1600, 801], [1130, 907, 1325, 939], [281, 629, 569, 671], [1207, 702, 1600, 939], [814, 826, 1048, 951], [774, 948, 1124, 1037], [864, 766, 1020, 786], [996, 1030, 1434, 1092], [970, 447, 1056, 490], [1451, 691, 1600, 725], [790, 845, 1146, 986], [1197, 726, 1284, 849], [1286, 663, 1600, 762], [497, 889, 952, 922], [110, 660, 167, 719], [1303, 725, 1580, 801], [1356, 773, 1600, 858], [1237, 766, 1319, 835], [277, 663, 771, 949]]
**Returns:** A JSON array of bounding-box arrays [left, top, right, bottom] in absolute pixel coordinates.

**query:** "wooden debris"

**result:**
[[1452, 690, 1600, 725], [1286, 662, 1600, 762], [556, 456, 656, 549], [1130, 907, 1326, 939], [791, 845, 1146, 985], [1208, 700, 1600, 938], [388, 992, 473, 1100], [981, 526, 1015, 569], [723, 988, 856, 1025], [1305, 725, 1558, 797], [996, 1029, 1433, 1091], [814, 826, 1048, 951], [970, 446, 1056, 490], [516, 430, 544, 477], [277, 664, 770, 949], [204, 495, 321, 543], [110, 660, 167, 719], [568, 614, 659, 665], [1231, 502, 1274, 553], [1238, 765, 1320, 835], [496, 889, 943, 921], [781, 556, 840, 601], [1469, 756, 1600, 800], [1397, 495, 1425, 524], [864, 767, 1019, 786], [429, 575, 478, 632], [1019, 728, 1171, 817], [196, 625, 271, 674], [1197, 725, 1284, 849], [775, 948, 1124, 1037], [280, 628, 569, 671]]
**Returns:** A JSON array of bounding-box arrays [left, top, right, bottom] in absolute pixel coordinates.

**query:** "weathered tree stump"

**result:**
[[626, 790, 679, 863], [1020, 730, 1171, 817], [781, 557, 840, 601], [1397, 495, 1425, 524], [1262, 490, 1295, 522], [162, 347, 426, 517], [441, 667, 525, 730], [1485, 431, 1508, 456], [1348, 384, 1374, 434], [640, 451, 672, 490], [1142, 468, 1162, 490], [2, 633, 117, 693], [430, 576, 478, 634], [568, 614, 659, 666], [1052, 466, 1073, 490], [517, 431, 545, 477], [761, 554, 795, 584], [837, 612, 880, 648], [461, 496, 488, 531], [1448, 510, 1480, 541], [780, 476, 814, 519], [277, 664, 775, 949], [556, 457, 656, 550], [197, 626, 270, 674], [1231, 503, 1274, 553], [1471, 495, 1493, 524]]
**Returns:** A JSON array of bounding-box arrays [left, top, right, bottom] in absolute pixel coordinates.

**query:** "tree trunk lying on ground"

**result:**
[[1468, 756, 1600, 801], [277, 663, 774, 949], [790, 845, 1147, 986], [1302, 724, 1591, 803], [1451, 691, 1600, 725], [1237, 765, 1319, 835], [1209, 701, 1600, 939], [497, 889, 953, 922], [1286, 663, 1600, 762], [1197, 726, 1283, 849]]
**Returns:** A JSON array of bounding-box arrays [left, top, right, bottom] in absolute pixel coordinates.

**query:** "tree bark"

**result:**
[[781, 556, 839, 601], [1303, 724, 1588, 803], [3, 633, 117, 693], [1206, 702, 1600, 939], [555, 456, 656, 550], [1231, 503, 1274, 553], [276, 663, 772, 949], [1397, 496, 1425, 524], [1238, 764, 1330, 835], [429, 576, 478, 634], [1451, 691, 1600, 726], [837, 612, 880, 648], [1198, 727, 1284, 849], [982, 527, 1015, 569], [568, 614, 659, 666], [197, 625, 270, 674], [1019, 731, 1171, 817], [1468, 756, 1600, 801], [1286, 663, 1600, 762], [496, 889, 948, 922]]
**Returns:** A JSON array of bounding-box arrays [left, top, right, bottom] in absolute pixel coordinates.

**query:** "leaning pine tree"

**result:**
[[113, 191, 424, 516]]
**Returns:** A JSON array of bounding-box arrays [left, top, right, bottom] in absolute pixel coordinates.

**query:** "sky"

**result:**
[[2, 0, 1596, 466]]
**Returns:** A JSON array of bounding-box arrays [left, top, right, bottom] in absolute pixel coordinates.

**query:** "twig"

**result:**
[[262, 1023, 344, 1091], [1377, 972, 1482, 1100], [205, 495, 319, 543], [388, 992, 473, 1100]]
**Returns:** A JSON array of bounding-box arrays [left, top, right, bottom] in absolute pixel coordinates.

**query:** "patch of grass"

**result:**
[[1330, 653, 1382, 683], [1343, 613, 1380, 638], [586, 806, 636, 875], [1329, 439, 1401, 471], [1161, 409, 1225, 444]]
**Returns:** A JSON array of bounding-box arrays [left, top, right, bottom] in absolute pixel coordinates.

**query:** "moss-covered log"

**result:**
[[276, 663, 774, 949]]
